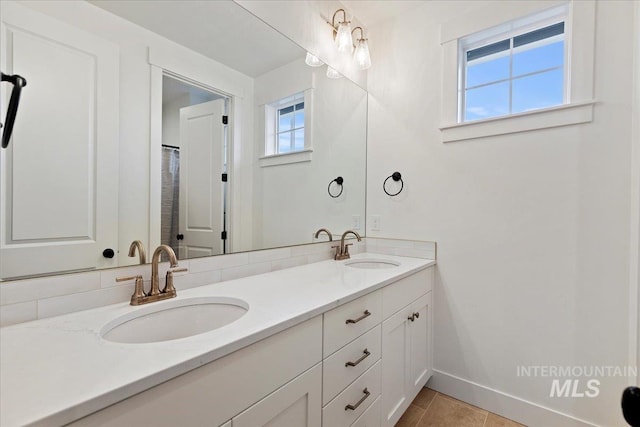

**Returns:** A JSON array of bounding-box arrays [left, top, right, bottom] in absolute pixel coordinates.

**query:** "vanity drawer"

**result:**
[[351, 395, 381, 427], [324, 290, 382, 357], [322, 360, 381, 427], [382, 267, 433, 319], [323, 324, 381, 404]]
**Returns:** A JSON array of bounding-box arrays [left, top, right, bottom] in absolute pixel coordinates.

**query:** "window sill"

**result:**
[[439, 100, 595, 142], [259, 149, 313, 167]]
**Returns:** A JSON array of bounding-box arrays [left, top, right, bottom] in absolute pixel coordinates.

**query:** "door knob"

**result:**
[[102, 248, 115, 258], [176, 234, 184, 240]]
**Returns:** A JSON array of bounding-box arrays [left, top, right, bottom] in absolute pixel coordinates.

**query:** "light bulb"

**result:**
[[305, 52, 324, 67], [335, 21, 353, 53], [326, 66, 342, 79], [354, 39, 372, 70]]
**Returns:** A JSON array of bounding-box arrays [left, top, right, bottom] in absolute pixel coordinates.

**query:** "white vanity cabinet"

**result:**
[[380, 292, 432, 427], [70, 316, 323, 427], [321, 266, 433, 427], [230, 363, 321, 427], [68, 265, 433, 427]]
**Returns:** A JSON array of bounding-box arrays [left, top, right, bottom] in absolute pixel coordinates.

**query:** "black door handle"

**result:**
[[1, 73, 27, 149], [176, 234, 184, 240], [102, 248, 115, 258], [622, 387, 640, 426]]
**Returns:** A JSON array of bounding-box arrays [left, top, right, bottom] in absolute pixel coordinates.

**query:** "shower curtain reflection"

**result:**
[[161, 145, 180, 256]]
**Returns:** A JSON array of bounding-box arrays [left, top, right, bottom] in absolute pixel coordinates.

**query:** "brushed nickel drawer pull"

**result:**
[[345, 348, 371, 367], [345, 388, 370, 411], [346, 310, 371, 324]]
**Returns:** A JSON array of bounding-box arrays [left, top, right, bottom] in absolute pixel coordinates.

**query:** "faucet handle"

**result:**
[[116, 275, 146, 305], [344, 243, 353, 256], [164, 267, 188, 294], [116, 274, 142, 283]]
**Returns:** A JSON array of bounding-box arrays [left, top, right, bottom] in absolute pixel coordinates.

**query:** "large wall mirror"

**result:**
[[0, 0, 367, 280]]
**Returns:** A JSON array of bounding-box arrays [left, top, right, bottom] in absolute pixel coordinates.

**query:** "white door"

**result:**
[[380, 305, 412, 427], [0, 2, 119, 278], [178, 99, 225, 258], [232, 364, 321, 427]]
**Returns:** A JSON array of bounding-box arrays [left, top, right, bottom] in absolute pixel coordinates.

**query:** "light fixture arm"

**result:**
[[331, 8, 349, 29], [351, 26, 365, 42]]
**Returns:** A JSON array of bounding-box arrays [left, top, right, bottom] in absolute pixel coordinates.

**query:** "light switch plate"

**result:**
[[371, 215, 381, 231]]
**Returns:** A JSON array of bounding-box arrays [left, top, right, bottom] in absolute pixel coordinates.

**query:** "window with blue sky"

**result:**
[[275, 92, 305, 154], [462, 22, 565, 122]]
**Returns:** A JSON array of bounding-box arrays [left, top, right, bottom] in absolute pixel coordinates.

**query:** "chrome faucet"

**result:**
[[333, 230, 362, 260], [314, 228, 333, 241], [116, 244, 187, 305], [127, 240, 146, 264]]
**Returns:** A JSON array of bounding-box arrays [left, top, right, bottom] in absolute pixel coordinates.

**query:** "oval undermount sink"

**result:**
[[344, 259, 400, 269], [101, 297, 249, 344]]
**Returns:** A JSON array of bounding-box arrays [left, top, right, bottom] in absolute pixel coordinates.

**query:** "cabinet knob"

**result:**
[[102, 248, 115, 258]]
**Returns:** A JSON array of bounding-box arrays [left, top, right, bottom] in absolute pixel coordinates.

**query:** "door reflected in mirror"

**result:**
[[161, 75, 228, 260]]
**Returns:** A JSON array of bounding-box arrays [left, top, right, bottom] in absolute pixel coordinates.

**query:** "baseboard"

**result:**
[[427, 370, 599, 427]]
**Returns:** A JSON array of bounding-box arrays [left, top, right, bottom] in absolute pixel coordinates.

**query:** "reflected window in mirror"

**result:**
[[264, 90, 312, 158], [276, 95, 304, 154]]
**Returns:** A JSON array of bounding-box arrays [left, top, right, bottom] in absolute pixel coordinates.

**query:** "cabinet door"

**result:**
[[233, 364, 321, 427], [408, 292, 431, 397], [380, 305, 412, 427]]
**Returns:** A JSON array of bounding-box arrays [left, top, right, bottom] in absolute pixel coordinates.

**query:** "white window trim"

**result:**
[[440, 100, 594, 142], [440, 0, 595, 142], [259, 88, 314, 167], [259, 149, 313, 167]]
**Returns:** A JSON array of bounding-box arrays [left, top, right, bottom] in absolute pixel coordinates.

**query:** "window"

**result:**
[[461, 20, 566, 122], [261, 90, 313, 166], [264, 92, 307, 156], [275, 94, 305, 154], [439, 2, 595, 142]]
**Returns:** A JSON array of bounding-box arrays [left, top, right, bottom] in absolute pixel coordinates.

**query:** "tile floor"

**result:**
[[396, 388, 526, 427]]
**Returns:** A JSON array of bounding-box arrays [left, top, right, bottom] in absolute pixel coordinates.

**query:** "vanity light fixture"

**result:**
[[330, 9, 353, 53], [352, 27, 372, 70], [326, 66, 342, 79], [305, 52, 324, 67]]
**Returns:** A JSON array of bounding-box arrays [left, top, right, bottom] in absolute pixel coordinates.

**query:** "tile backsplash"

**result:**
[[0, 238, 435, 327]]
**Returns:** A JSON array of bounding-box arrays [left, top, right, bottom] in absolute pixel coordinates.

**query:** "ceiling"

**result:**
[[162, 76, 223, 105], [340, 0, 428, 28], [90, 0, 304, 77]]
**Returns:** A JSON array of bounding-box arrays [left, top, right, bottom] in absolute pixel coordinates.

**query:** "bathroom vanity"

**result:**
[[0, 254, 434, 427]]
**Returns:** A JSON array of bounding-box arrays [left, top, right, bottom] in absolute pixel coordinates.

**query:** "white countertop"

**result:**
[[0, 253, 435, 427]]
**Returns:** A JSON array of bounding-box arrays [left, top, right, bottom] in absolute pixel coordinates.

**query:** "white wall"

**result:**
[[18, 0, 255, 263], [162, 94, 191, 149], [632, 0, 640, 380], [363, 1, 634, 425]]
